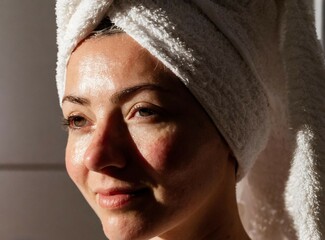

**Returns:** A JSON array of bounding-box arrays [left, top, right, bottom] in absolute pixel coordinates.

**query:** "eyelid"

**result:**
[[126, 102, 162, 120]]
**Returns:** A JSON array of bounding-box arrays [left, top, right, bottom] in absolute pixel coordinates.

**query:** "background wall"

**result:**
[[0, 1, 323, 240], [315, 0, 324, 47], [0, 1, 106, 239]]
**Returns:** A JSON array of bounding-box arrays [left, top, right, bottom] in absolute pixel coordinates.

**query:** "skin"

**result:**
[[62, 33, 250, 240]]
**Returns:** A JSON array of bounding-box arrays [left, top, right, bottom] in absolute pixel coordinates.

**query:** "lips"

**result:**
[[96, 187, 148, 210]]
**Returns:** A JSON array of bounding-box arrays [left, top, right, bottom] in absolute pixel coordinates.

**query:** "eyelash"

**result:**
[[131, 104, 159, 118], [62, 115, 90, 131]]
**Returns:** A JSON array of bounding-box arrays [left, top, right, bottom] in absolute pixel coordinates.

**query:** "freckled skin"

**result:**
[[63, 34, 250, 240]]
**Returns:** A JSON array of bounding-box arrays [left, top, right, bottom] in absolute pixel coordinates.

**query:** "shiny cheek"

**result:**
[[65, 133, 92, 186]]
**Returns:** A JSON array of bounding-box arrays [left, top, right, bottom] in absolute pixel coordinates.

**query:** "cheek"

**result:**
[[65, 134, 91, 185], [146, 136, 174, 170], [130, 125, 177, 171]]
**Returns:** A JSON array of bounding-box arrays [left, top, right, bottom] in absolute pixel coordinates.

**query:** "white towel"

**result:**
[[55, 0, 325, 239]]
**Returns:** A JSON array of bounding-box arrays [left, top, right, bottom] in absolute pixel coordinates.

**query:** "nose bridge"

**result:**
[[83, 118, 127, 172]]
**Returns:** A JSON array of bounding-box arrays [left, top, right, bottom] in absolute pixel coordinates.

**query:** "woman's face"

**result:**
[[63, 34, 234, 240]]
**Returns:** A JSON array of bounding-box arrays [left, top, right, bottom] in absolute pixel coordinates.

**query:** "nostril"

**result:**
[[83, 140, 127, 172]]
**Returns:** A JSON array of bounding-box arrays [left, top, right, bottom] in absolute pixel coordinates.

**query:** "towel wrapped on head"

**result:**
[[55, 0, 325, 239], [57, 0, 270, 181]]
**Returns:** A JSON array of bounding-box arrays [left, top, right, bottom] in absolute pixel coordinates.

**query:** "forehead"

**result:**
[[66, 34, 174, 93]]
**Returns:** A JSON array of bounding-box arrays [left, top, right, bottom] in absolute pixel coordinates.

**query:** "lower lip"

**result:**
[[97, 190, 147, 210]]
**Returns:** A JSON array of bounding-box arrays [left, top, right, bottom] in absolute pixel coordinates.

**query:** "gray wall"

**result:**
[[0, 1, 106, 239]]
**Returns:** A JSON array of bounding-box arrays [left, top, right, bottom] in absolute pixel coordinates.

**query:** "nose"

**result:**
[[83, 125, 127, 172]]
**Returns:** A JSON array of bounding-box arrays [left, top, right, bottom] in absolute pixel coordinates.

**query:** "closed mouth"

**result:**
[[96, 187, 150, 209]]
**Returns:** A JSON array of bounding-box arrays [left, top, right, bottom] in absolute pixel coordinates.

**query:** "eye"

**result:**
[[128, 103, 163, 121], [62, 115, 90, 130], [135, 107, 157, 117]]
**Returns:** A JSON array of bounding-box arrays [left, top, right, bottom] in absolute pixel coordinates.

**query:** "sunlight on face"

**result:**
[[63, 34, 235, 240]]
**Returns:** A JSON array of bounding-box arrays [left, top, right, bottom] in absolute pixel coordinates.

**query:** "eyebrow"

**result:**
[[62, 95, 90, 106], [62, 83, 167, 106], [111, 83, 166, 104]]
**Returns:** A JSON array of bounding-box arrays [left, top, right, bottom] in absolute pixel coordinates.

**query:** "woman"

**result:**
[[56, 0, 325, 239], [63, 28, 249, 239]]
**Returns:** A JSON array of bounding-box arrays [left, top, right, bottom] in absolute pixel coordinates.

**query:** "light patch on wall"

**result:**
[[314, 0, 323, 40]]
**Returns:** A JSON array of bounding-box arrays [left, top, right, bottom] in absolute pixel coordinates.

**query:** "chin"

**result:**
[[102, 225, 156, 240], [98, 212, 159, 240]]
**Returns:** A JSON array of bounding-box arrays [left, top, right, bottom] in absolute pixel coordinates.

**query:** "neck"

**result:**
[[193, 190, 250, 240], [153, 163, 250, 240], [199, 207, 251, 240]]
